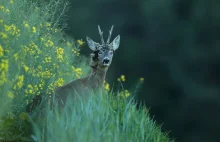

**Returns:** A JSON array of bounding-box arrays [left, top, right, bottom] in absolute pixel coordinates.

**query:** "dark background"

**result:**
[[65, 0, 220, 141]]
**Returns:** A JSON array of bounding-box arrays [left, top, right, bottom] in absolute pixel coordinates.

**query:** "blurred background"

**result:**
[[64, 0, 220, 141]]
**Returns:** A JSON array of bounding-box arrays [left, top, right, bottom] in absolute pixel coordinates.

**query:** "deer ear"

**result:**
[[86, 36, 99, 51], [110, 35, 120, 51]]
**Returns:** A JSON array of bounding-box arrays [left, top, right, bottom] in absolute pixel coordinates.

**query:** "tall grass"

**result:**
[[30, 91, 172, 142], [0, 0, 173, 141]]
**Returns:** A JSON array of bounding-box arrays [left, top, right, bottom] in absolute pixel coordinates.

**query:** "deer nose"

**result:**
[[103, 58, 110, 64]]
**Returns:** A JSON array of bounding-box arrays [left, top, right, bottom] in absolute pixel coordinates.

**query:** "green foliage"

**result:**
[[0, 0, 83, 139], [0, 0, 173, 141], [32, 91, 173, 142]]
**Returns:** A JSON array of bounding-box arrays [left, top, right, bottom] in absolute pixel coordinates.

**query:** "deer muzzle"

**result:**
[[103, 58, 110, 66]]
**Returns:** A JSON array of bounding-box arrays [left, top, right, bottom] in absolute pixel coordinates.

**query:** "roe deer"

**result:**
[[26, 25, 120, 112]]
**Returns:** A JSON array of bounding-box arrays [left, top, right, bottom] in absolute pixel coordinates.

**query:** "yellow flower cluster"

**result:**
[[48, 78, 65, 93], [0, 5, 10, 13], [0, 6, 4, 10], [13, 75, 24, 90], [71, 66, 83, 78], [140, 77, 144, 82], [23, 42, 41, 55], [0, 32, 8, 39], [23, 65, 29, 72], [0, 44, 4, 56], [32, 26, 37, 33], [75, 68, 83, 78], [56, 47, 64, 62], [104, 80, 110, 92], [44, 39, 54, 47], [25, 84, 39, 96], [7, 91, 14, 99], [120, 90, 131, 98], [72, 48, 80, 56], [45, 56, 51, 63], [4, 24, 20, 37], [117, 75, 126, 82], [38, 70, 53, 78], [0, 59, 9, 85], [77, 39, 85, 46], [54, 78, 64, 87]]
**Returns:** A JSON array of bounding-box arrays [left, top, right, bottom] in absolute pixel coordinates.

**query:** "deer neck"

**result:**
[[87, 64, 108, 89]]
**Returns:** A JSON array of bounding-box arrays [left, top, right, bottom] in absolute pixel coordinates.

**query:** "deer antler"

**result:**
[[98, 25, 105, 45], [106, 25, 114, 44]]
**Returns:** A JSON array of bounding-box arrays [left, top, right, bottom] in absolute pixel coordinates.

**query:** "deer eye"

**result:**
[[109, 51, 113, 55], [98, 51, 102, 55]]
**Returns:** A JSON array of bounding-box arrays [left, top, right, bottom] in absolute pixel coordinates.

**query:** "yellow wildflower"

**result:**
[[5, 9, 10, 12], [120, 75, 126, 82], [24, 65, 29, 72], [45, 22, 51, 27], [20, 112, 27, 120], [120, 90, 130, 98], [29, 89, 33, 94], [7, 91, 14, 99], [0, 32, 7, 39], [0, 6, 4, 10], [13, 75, 24, 89], [4, 24, 20, 37], [0, 19, 3, 24], [45, 56, 51, 63], [37, 65, 42, 70], [67, 41, 72, 47], [125, 90, 130, 97], [0, 45, 3, 56], [10, 0, 14, 4], [26, 84, 34, 94], [75, 68, 83, 78], [0, 59, 9, 72], [77, 39, 84, 46], [56, 47, 64, 55], [13, 52, 19, 60], [24, 23, 29, 28], [28, 84, 33, 88], [34, 85, 39, 91], [104, 83, 110, 92], [140, 77, 144, 82], [72, 49, 77, 53], [54, 78, 64, 87], [40, 37, 45, 41], [48, 40, 54, 46], [32, 26, 36, 33], [45, 40, 54, 47], [57, 54, 63, 62]]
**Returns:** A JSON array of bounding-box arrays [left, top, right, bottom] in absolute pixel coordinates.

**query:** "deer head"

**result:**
[[86, 25, 120, 68]]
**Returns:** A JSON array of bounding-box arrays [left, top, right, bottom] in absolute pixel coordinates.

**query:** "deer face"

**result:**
[[97, 47, 114, 67], [86, 25, 120, 68]]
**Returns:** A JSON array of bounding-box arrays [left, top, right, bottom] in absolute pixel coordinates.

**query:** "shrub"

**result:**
[[0, 0, 173, 141]]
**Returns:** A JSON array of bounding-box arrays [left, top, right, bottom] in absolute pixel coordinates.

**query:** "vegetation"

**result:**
[[0, 0, 173, 141]]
